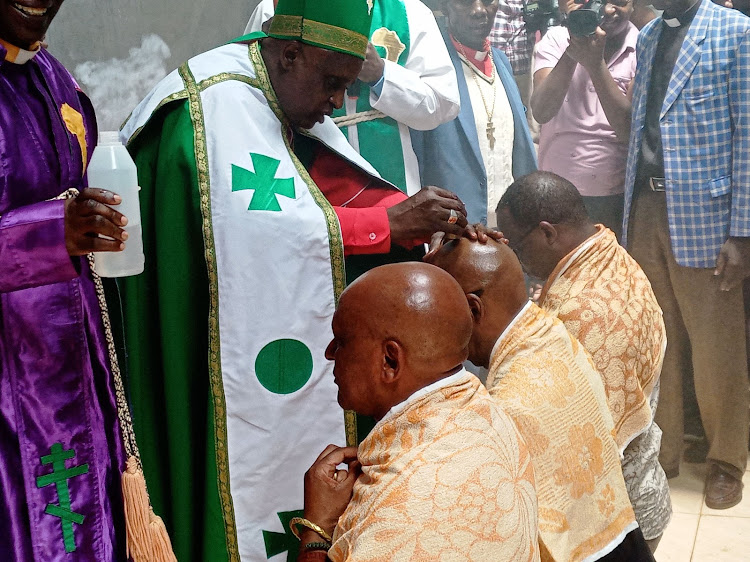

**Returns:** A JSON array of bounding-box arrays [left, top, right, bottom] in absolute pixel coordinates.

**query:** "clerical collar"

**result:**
[[663, 0, 701, 27], [450, 34, 493, 78], [0, 38, 41, 64]]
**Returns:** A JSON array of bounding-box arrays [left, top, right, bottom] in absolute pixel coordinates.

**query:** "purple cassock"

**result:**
[[0, 42, 126, 560]]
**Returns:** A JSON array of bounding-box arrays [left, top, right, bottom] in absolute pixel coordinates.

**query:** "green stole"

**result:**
[[334, 0, 411, 193]]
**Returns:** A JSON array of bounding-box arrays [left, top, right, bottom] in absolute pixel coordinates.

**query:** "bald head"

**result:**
[[431, 239, 528, 367], [431, 238, 525, 299], [327, 263, 473, 419], [341, 262, 473, 365]]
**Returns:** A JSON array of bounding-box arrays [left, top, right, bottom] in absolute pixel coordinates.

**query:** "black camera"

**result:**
[[566, 0, 605, 36], [523, 0, 562, 35]]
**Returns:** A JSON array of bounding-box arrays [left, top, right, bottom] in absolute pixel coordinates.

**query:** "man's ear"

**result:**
[[539, 221, 559, 246], [382, 339, 403, 385], [466, 293, 484, 325], [280, 41, 303, 71]]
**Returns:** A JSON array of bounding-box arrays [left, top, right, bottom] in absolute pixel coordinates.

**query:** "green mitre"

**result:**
[[268, 0, 374, 60]]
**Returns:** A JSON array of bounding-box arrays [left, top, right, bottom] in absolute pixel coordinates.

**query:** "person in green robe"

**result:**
[[117, 1, 470, 560]]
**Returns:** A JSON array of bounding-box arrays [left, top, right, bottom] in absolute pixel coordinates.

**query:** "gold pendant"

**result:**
[[487, 121, 496, 150]]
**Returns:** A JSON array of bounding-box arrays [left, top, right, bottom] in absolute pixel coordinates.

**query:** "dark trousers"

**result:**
[[628, 186, 749, 477], [600, 528, 655, 562]]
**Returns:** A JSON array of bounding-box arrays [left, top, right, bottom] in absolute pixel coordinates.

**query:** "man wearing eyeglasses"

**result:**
[[496, 171, 672, 552], [530, 0, 637, 240]]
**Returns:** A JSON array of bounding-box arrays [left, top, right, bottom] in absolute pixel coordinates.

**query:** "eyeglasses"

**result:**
[[508, 224, 538, 257]]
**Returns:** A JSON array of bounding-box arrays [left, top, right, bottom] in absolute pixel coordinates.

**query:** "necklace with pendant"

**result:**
[[456, 44, 497, 150]]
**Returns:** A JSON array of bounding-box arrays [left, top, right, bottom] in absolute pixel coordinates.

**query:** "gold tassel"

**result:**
[[121, 456, 177, 561], [149, 510, 178, 562]]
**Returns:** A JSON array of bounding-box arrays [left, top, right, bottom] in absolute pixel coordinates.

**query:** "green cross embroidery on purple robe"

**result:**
[[36, 443, 89, 553]]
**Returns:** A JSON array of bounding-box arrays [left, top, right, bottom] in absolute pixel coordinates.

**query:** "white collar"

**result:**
[[378, 369, 469, 424], [489, 301, 533, 363], [1, 40, 41, 64]]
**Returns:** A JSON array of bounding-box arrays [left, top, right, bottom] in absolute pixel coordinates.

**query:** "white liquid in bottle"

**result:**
[[89, 131, 145, 277]]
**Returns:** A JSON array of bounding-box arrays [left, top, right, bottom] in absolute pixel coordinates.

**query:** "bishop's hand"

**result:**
[[387, 186, 468, 244], [424, 224, 508, 263]]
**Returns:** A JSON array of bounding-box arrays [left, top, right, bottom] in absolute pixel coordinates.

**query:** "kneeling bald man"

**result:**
[[431, 239, 655, 562], [297, 263, 540, 562]]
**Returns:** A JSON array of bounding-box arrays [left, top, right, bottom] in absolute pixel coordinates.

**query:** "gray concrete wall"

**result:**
[[46, 0, 262, 130]]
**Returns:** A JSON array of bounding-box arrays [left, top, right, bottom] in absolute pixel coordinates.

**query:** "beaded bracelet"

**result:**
[[303, 542, 331, 552], [289, 517, 333, 544]]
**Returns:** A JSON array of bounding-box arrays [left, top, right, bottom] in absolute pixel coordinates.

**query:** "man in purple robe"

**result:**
[[0, 1, 130, 559]]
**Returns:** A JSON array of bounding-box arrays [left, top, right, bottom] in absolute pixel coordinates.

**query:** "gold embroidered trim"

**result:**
[[269, 14, 304, 36], [124, 90, 188, 147], [247, 42, 355, 445], [198, 73, 261, 92], [123, 74, 261, 149], [270, 15, 368, 57], [52, 188, 141, 462], [178, 62, 240, 562]]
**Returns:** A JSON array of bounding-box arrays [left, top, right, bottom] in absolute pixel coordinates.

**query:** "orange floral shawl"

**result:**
[[488, 303, 636, 562], [539, 226, 666, 451], [329, 373, 540, 562]]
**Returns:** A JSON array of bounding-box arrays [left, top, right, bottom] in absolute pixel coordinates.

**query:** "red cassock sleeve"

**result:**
[[307, 146, 424, 256]]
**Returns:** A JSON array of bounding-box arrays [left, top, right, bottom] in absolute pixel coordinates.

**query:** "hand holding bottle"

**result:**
[[65, 188, 129, 256], [88, 131, 145, 277]]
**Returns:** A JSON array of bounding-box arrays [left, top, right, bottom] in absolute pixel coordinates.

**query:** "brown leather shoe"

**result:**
[[705, 463, 743, 509]]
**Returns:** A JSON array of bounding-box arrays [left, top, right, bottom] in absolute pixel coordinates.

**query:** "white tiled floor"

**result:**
[[656, 462, 750, 561]]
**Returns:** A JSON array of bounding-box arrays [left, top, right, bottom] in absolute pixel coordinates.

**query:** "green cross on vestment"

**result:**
[[36, 442, 89, 553], [262, 509, 304, 560], [232, 153, 296, 212]]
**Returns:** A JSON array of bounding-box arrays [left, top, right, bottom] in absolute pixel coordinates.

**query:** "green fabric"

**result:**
[[269, 0, 374, 59], [120, 101, 229, 562], [292, 129, 424, 443], [229, 31, 267, 44], [335, 0, 411, 193], [348, 244, 425, 443]]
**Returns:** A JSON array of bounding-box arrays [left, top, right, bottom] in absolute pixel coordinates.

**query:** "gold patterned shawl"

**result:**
[[488, 303, 636, 562], [539, 226, 666, 451], [329, 372, 540, 562]]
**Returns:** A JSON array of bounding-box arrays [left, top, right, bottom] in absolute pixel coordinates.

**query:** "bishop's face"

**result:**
[[0, 0, 63, 49], [281, 43, 362, 129]]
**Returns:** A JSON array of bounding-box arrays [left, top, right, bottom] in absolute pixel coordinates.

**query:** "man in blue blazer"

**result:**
[[623, 0, 750, 509], [411, 0, 537, 227]]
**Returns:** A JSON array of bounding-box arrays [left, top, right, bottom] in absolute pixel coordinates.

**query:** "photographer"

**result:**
[[491, 0, 562, 137], [530, 0, 636, 239]]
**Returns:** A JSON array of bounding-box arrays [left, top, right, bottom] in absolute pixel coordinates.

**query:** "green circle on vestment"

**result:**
[[255, 339, 314, 394]]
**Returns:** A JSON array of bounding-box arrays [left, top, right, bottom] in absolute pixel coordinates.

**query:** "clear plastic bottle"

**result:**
[[88, 131, 145, 277]]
